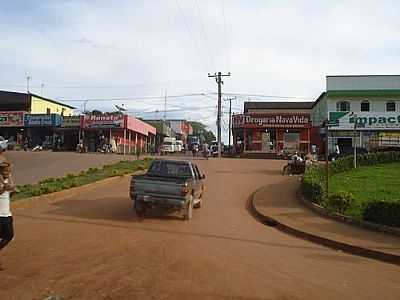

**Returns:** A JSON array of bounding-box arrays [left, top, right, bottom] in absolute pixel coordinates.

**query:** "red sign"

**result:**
[[233, 113, 311, 129], [0, 111, 25, 127], [83, 114, 125, 129]]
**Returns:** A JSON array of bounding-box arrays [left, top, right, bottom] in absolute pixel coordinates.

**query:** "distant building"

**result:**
[[0, 90, 75, 116], [312, 75, 400, 154], [233, 102, 313, 156]]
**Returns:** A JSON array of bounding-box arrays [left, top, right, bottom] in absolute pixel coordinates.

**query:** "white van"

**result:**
[[175, 140, 183, 152], [161, 137, 176, 153]]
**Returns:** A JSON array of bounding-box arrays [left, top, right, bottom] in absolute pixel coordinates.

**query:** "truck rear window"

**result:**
[[148, 161, 192, 178]]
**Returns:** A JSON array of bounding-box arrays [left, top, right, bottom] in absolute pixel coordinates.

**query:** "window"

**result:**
[[361, 100, 370, 112], [46, 108, 51, 114], [336, 101, 350, 112], [386, 101, 396, 112]]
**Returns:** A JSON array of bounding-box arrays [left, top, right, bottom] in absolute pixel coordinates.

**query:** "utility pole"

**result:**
[[325, 119, 329, 197], [26, 76, 31, 93], [224, 96, 236, 152], [208, 72, 230, 158], [164, 91, 167, 121], [40, 83, 44, 96]]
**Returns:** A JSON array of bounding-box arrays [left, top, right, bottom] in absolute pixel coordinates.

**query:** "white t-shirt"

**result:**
[[0, 179, 11, 217], [0, 190, 11, 217]]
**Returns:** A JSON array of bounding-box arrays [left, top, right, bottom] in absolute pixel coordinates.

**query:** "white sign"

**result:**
[[329, 112, 400, 130]]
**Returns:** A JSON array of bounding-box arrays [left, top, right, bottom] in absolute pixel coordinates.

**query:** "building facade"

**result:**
[[233, 102, 313, 156], [312, 75, 400, 154]]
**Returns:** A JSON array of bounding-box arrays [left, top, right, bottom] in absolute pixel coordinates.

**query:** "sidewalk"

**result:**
[[251, 177, 400, 263]]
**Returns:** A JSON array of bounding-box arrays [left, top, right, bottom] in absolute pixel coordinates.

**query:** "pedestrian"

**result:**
[[0, 157, 16, 270], [335, 144, 340, 160]]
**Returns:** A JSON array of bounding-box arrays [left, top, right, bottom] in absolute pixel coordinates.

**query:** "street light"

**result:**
[[350, 112, 357, 168]]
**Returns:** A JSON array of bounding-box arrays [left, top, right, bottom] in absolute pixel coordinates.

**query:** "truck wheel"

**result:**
[[194, 193, 203, 208], [184, 197, 193, 220], [135, 202, 146, 217]]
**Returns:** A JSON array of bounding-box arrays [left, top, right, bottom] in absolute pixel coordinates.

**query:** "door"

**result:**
[[192, 164, 203, 199]]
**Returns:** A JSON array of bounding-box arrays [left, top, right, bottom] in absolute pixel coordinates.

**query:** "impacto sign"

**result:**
[[232, 113, 311, 129], [0, 111, 25, 127], [329, 112, 400, 130]]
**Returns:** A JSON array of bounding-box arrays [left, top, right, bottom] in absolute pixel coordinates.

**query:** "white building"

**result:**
[[312, 75, 400, 154]]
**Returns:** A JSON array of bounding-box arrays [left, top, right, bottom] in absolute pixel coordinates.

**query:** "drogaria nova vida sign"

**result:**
[[232, 113, 311, 128], [329, 112, 400, 130]]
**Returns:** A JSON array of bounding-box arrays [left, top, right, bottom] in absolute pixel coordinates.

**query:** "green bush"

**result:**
[[330, 151, 400, 175], [324, 191, 354, 214], [362, 200, 400, 227], [302, 165, 325, 204]]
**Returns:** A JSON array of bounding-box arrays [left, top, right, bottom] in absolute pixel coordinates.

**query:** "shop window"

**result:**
[[336, 101, 350, 112], [360, 100, 370, 112], [386, 101, 396, 112], [46, 108, 51, 115]]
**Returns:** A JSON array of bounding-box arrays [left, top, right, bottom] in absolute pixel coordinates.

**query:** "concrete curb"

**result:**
[[248, 188, 400, 266], [298, 189, 400, 237], [11, 171, 145, 210]]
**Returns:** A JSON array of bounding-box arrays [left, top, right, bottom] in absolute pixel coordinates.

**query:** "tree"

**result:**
[[188, 121, 216, 144]]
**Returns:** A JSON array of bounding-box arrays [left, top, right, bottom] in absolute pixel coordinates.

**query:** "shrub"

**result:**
[[362, 200, 400, 228], [87, 167, 98, 174], [324, 191, 354, 214], [302, 165, 325, 204]]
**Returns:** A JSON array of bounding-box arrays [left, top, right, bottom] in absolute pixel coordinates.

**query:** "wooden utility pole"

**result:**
[[224, 96, 236, 152], [208, 72, 230, 158]]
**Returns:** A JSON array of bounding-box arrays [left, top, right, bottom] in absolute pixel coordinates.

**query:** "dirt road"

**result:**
[[1, 159, 399, 300], [4, 151, 135, 185]]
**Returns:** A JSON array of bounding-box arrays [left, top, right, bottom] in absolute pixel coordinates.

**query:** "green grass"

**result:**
[[330, 162, 400, 218], [12, 159, 153, 201]]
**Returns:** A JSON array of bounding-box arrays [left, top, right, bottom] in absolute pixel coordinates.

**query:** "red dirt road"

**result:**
[[1, 159, 399, 300]]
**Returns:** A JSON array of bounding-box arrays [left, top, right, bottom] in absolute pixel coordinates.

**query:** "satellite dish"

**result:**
[[115, 104, 127, 112]]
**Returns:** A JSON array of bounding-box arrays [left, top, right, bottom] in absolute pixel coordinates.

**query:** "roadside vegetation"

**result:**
[[12, 159, 153, 201], [302, 152, 400, 227]]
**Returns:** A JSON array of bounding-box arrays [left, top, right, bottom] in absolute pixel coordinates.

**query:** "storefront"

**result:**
[[328, 111, 400, 152], [232, 113, 312, 156], [81, 114, 156, 154], [24, 114, 62, 149], [0, 111, 26, 146], [57, 115, 82, 151]]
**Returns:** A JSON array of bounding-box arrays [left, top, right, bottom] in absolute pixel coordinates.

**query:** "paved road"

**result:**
[[3, 151, 136, 185], [1, 159, 399, 300]]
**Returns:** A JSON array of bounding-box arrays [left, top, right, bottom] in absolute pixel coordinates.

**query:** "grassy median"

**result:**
[[12, 158, 153, 201], [330, 162, 400, 218]]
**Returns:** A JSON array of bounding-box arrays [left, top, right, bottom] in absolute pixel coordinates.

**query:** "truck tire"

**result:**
[[184, 197, 193, 220], [135, 201, 146, 217]]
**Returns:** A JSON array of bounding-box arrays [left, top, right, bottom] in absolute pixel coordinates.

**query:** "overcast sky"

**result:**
[[1, 0, 400, 141]]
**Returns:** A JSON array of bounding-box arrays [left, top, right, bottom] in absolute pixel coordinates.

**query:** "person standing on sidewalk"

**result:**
[[0, 159, 16, 270]]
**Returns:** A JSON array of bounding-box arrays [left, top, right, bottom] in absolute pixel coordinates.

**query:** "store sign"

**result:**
[[83, 114, 124, 129], [61, 115, 81, 127], [329, 112, 400, 130], [232, 113, 311, 128], [0, 111, 25, 127], [24, 114, 62, 127]]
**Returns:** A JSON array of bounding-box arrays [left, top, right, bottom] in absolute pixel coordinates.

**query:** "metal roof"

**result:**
[[244, 101, 314, 112]]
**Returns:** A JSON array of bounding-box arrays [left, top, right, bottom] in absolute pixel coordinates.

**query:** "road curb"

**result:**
[[11, 172, 143, 210], [248, 188, 400, 266]]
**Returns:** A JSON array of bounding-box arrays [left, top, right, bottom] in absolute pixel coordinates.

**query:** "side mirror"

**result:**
[[202, 174, 206, 179]]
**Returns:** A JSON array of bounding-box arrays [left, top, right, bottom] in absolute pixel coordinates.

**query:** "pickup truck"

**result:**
[[130, 160, 205, 220]]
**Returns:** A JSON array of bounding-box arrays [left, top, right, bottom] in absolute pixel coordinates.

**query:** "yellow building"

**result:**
[[0, 90, 75, 115]]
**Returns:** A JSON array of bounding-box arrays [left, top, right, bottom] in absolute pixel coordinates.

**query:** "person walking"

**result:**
[[0, 157, 16, 270]]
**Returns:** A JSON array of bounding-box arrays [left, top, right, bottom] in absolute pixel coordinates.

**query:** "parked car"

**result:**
[[130, 160, 205, 220], [0, 136, 8, 151]]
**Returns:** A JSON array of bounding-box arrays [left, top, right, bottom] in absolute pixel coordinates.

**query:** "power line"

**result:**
[[213, 92, 314, 100], [58, 93, 211, 102]]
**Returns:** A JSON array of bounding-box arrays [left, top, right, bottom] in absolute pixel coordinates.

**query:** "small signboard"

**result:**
[[0, 111, 25, 127], [25, 114, 62, 127], [61, 115, 81, 128]]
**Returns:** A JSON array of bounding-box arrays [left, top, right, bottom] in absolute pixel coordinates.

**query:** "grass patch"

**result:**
[[330, 162, 400, 219], [12, 159, 153, 201]]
